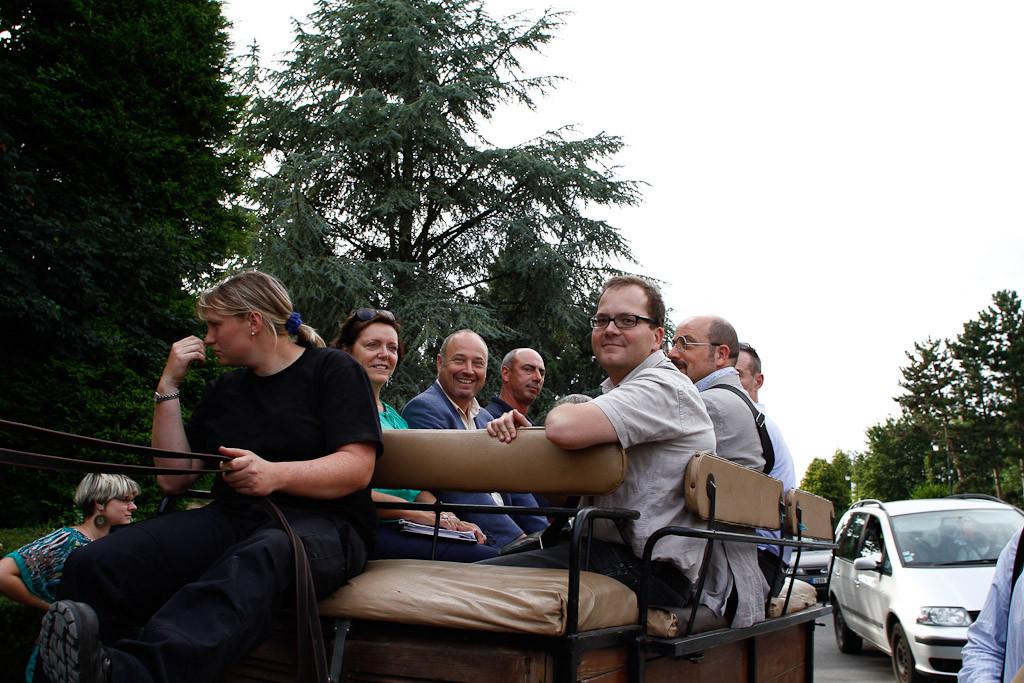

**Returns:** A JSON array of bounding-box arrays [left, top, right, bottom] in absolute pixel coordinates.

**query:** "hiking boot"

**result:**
[[38, 600, 111, 683]]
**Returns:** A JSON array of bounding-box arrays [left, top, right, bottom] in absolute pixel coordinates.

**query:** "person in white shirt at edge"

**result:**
[[960, 528, 1024, 683], [735, 342, 798, 593], [480, 275, 769, 629]]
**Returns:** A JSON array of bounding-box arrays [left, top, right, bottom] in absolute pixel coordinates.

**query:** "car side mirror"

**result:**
[[853, 555, 881, 571]]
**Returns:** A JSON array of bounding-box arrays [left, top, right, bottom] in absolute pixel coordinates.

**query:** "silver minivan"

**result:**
[[830, 496, 1024, 682]]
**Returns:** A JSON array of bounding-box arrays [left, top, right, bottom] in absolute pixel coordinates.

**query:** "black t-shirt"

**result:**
[[185, 346, 383, 545]]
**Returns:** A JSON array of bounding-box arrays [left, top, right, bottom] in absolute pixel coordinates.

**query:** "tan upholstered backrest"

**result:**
[[372, 428, 626, 495], [683, 452, 784, 529], [784, 489, 835, 540]]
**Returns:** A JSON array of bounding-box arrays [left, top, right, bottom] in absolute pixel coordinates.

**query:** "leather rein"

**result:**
[[0, 418, 329, 683]]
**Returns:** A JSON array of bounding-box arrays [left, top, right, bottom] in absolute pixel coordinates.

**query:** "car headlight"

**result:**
[[917, 607, 971, 626]]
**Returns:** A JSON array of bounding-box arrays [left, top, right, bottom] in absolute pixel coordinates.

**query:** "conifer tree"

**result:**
[[238, 0, 639, 404]]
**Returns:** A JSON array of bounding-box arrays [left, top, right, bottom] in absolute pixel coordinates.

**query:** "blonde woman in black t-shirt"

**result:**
[[37, 271, 383, 683]]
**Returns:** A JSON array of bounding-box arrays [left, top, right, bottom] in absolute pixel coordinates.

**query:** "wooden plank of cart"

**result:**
[[219, 429, 835, 683]]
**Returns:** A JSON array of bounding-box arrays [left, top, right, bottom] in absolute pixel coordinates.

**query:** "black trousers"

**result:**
[[55, 501, 367, 683]]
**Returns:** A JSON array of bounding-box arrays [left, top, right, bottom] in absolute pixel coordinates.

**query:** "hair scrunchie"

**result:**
[[285, 312, 304, 334]]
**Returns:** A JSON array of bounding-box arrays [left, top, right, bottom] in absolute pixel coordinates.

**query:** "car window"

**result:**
[[837, 513, 867, 561], [861, 516, 891, 573], [891, 507, 1024, 567]]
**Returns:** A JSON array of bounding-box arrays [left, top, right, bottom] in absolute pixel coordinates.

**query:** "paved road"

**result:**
[[813, 606, 895, 682]]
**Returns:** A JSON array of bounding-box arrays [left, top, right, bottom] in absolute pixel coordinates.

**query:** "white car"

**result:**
[[830, 496, 1024, 682]]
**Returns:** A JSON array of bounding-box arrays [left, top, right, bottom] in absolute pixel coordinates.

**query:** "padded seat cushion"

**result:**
[[784, 489, 835, 539], [374, 428, 626, 495], [683, 452, 784, 529], [319, 559, 639, 637], [768, 579, 818, 617], [646, 605, 729, 638]]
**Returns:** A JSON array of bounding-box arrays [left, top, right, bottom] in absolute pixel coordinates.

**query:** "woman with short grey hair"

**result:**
[[0, 473, 139, 680]]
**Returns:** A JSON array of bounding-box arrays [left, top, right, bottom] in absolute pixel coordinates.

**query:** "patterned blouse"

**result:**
[[7, 527, 91, 601]]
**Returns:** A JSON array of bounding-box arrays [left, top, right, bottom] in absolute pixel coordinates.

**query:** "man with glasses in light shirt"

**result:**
[[482, 276, 769, 628], [665, 316, 767, 473]]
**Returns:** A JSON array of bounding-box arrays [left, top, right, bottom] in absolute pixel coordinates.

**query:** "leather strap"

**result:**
[[0, 419, 328, 682], [0, 419, 229, 464], [257, 498, 328, 682], [0, 447, 223, 476], [539, 495, 580, 548], [704, 384, 775, 474]]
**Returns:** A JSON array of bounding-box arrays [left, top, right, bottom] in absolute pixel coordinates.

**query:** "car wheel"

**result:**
[[891, 623, 926, 683], [832, 600, 862, 654]]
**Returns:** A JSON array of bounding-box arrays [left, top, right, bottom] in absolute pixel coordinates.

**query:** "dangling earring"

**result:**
[[94, 515, 107, 529]]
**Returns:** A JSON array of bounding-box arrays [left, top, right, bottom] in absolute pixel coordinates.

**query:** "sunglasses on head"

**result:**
[[355, 309, 395, 321]]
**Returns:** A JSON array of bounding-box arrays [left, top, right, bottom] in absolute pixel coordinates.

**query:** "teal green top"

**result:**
[[379, 401, 408, 430], [376, 400, 418, 521]]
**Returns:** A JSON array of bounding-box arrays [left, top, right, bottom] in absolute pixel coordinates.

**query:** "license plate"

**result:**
[[811, 577, 827, 585]]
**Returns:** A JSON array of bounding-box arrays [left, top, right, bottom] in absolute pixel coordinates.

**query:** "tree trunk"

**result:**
[[993, 468, 1003, 500]]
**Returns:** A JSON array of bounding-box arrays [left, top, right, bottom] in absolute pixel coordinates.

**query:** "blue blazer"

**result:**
[[401, 382, 548, 548], [402, 382, 492, 430]]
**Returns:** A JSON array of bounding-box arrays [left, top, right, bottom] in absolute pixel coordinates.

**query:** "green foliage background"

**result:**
[[0, 0, 250, 530], [799, 451, 852, 515]]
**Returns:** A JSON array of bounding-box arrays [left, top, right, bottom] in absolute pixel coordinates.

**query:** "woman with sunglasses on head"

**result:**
[[332, 309, 497, 561], [1, 474, 139, 681]]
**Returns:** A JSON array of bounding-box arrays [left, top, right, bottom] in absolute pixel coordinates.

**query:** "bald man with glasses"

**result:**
[[666, 316, 768, 475]]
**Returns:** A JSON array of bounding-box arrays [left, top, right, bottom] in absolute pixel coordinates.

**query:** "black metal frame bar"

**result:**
[[644, 605, 831, 657]]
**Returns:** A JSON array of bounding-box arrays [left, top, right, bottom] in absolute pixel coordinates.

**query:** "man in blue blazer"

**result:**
[[402, 329, 548, 549]]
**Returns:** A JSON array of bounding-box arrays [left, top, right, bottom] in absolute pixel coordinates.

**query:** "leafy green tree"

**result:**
[[237, 0, 639, 407], [0, 0, 250, 525], [1, 0, 251, 363], [858, 291, 1024, 505], [801, 451, 852, 513], [851, 416, 933, 501], [897, 338, 959, 489], [951, 290, 1024, 501]]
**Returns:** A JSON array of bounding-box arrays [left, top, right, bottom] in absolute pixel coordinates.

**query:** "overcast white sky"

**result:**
[[224, 1, 1024, 481]]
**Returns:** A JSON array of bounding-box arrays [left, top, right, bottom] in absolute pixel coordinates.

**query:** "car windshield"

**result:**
[[891, 507, 1024, 567]]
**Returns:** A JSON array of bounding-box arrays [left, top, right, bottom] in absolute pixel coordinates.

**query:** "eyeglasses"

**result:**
[[665, 336, 722, 353], [589, 314, 658, 329], [356, 308, 395, 321]]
